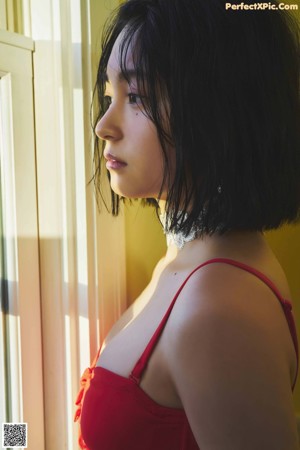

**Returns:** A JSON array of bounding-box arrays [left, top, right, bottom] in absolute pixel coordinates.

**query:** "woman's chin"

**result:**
[[110, 184, 159, 200]]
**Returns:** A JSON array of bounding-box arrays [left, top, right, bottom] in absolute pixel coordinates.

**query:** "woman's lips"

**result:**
[[104, 152, 127, 170]]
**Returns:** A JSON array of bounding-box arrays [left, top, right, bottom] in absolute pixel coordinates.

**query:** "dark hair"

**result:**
[[93, 0, 300, 236]]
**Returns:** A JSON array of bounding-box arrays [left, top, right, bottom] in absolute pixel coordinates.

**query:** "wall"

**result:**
[[266, 226, 300, 415], [125, 201, 166, 304]]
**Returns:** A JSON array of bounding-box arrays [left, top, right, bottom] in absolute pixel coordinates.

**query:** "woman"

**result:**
[[75, 0, 300, 448]]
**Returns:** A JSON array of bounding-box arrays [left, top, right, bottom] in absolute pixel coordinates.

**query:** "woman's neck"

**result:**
[[163, 229, 267, 270], [157, 200, 268, 268]]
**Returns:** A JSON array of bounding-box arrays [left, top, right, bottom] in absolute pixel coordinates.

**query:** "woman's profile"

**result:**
[[75, 0, 300, 448]]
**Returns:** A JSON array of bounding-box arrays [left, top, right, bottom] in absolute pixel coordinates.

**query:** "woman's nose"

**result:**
[[95, 108, 123, 142]]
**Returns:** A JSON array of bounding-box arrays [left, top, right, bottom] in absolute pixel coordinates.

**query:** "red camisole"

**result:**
[[74, 258, 299, 450]]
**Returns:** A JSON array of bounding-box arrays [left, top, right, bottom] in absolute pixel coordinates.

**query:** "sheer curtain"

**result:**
[[0, 1, 125, 448]]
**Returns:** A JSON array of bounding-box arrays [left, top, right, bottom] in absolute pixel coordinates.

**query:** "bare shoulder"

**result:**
[[166, 263, 299, 450]]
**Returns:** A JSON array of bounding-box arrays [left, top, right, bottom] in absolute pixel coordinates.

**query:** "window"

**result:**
[[1, 1, 125, 448], [0, 33, 44, 447]]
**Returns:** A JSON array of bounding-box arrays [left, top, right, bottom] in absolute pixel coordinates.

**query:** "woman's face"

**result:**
[[95, 34, 171, 200]]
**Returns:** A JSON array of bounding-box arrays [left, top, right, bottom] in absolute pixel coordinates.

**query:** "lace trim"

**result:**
[[159, 211, 203, 249]]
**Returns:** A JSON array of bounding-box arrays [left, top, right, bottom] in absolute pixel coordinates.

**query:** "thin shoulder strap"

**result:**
[[130, 258, 299, 390]]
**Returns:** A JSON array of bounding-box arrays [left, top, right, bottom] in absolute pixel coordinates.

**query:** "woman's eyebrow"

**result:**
[[104, 69, 138, 84], [118, 70, 138, 83]]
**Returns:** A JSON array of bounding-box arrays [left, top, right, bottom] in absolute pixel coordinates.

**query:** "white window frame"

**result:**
[[1, 1, 126, 448], [0, 30, 45, 448]]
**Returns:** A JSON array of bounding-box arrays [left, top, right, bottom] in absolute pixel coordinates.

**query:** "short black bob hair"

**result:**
[[93, 0, 300, 236]]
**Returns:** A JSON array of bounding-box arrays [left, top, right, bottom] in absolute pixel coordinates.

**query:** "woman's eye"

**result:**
[[128, 93, 143, 105]]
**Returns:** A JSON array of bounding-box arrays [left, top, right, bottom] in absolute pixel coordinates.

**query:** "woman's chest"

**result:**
[[97, 283, 175, 374], [95, 269, 190, 407]]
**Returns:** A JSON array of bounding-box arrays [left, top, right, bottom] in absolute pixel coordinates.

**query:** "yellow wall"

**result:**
[[125, 205, 300, 415], [288, 0, 300, 418], [125, 201, 166, 304], [266, 226, 300, 414]]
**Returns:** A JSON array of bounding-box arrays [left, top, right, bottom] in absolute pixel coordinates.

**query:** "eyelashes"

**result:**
[[103, 93, 145, 109], [128, 93, 144, 105]]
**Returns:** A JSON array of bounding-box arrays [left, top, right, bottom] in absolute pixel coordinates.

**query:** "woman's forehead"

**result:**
[[106, 32, 135, 81]]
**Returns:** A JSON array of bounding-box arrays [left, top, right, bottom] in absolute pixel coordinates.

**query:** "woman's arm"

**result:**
[[168, 266, 299, 450]]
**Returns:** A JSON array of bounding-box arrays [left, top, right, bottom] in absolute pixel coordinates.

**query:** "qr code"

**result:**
[[2, 423, 27, 448]]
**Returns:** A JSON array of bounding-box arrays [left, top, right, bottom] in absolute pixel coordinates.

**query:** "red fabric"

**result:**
[[74, 258, 299, 450]]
